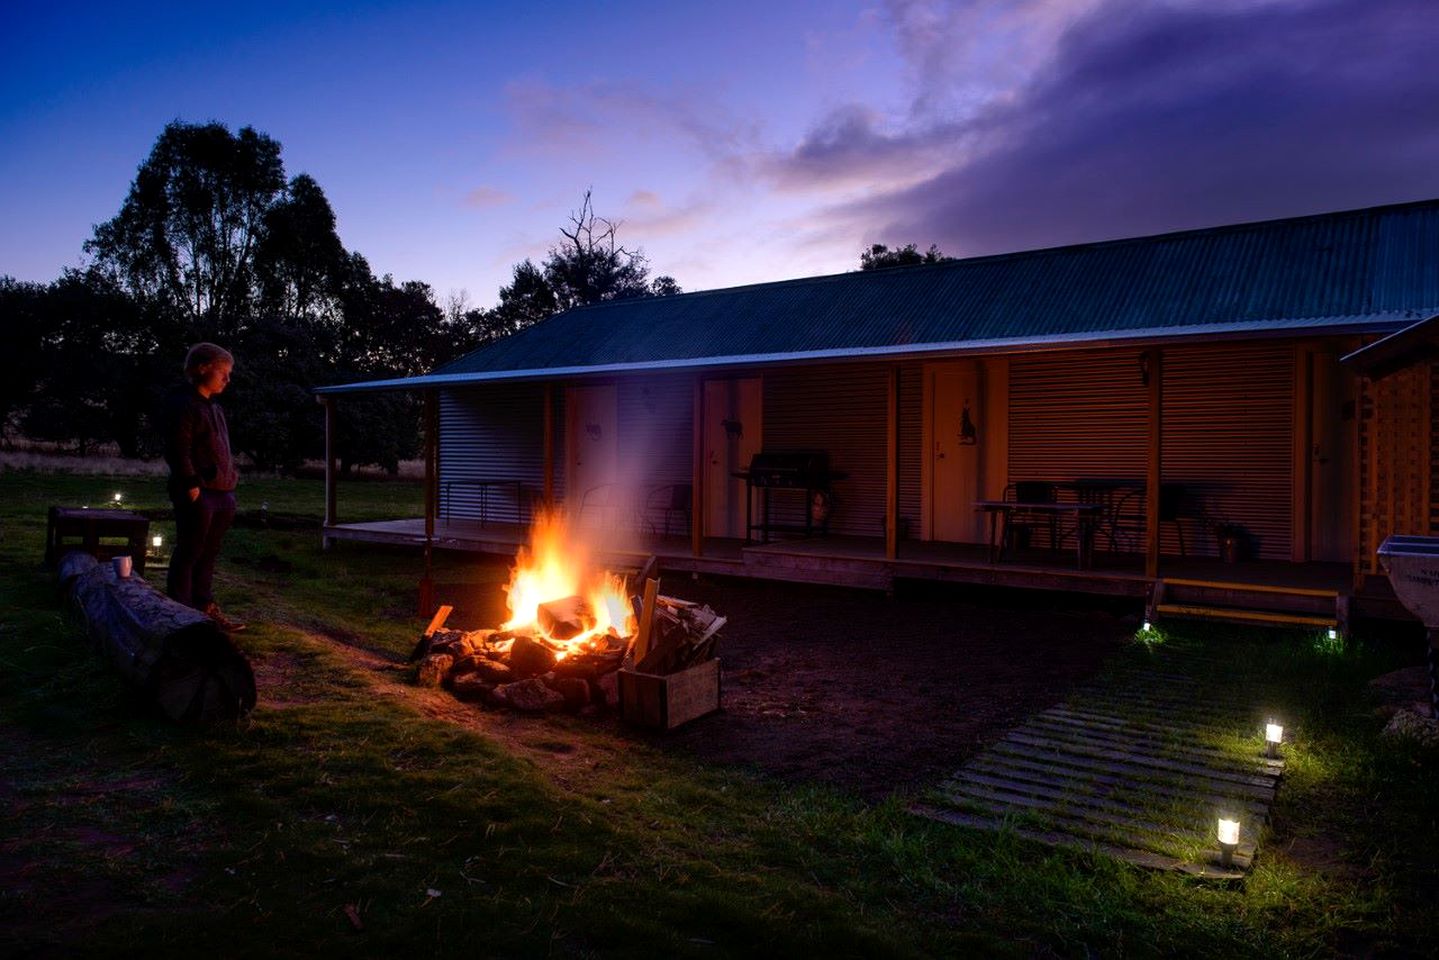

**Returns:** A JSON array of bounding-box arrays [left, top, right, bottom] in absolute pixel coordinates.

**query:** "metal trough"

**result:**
[[1378, 535, 1439, 718]]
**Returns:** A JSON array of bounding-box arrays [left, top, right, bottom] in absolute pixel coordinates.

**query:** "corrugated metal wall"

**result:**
[[1161, 344, 1294, 559], [763, 364, 890, 537], [438, 384, 549, 522], [1009, 345, 1296, 559], [615, 374, 694, 493]]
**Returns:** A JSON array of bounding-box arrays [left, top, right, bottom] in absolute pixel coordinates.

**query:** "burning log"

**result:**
[[57, 551, 256, 723], [537, 596, 594, 640]]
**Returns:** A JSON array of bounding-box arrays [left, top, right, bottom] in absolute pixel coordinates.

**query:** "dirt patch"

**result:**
[[315, 572, 1130, 800], [646, 577, 1130, 799], [251, 650, 321, 708]]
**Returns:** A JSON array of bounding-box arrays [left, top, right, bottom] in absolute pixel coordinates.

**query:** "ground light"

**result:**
[[1265, 721, 1284, 759], [113, 492, 123, 505], [1217, 817, 1240, 867], [152, 535, 163, 549], [1327, 627, 1338, 641]]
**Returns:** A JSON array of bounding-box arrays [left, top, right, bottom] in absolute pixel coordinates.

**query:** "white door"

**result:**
[[566, 384, 618, 521], [928, 363, 983, 542], [703, 377, 762, 538]]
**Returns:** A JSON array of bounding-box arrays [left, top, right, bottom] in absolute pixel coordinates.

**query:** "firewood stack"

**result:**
[[632, 596, 725, 675], [410, 587, 724, 715]]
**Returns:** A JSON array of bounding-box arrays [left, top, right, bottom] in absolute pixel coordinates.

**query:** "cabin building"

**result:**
[[316, 199, 1439, 629]]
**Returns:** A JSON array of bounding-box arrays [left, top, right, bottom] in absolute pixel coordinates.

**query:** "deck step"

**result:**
[[1160, 578, 1338, 599], [1154, 603, 1336, 629]]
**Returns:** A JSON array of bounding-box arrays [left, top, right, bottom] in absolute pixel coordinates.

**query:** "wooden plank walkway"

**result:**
[[913, 641, 1286, 879]]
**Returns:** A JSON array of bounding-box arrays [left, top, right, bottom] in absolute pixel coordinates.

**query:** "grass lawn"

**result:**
[[2, 469, 1436, 958]]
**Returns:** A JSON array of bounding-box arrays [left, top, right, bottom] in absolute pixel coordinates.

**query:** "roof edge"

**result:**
[[317, 313, 1412, 395]]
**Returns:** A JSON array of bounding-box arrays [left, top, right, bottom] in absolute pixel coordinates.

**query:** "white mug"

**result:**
[[113, 555, 133, 578]]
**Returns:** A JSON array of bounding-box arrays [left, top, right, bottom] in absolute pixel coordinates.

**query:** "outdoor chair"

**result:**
[[576, 483, 643, 532], [1106, 483, 1188, 555], [644, 483, 692, 538], [1002, 480, 1059, 554]]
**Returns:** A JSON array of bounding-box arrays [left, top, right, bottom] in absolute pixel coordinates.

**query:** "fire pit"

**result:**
[[411, 510, 723, 722]]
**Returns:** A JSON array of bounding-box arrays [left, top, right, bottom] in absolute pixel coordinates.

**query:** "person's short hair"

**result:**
[[184, 342, 234, 384]]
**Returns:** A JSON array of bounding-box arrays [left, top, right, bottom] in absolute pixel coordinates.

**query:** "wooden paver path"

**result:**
[[913, 640, 1286, 879]]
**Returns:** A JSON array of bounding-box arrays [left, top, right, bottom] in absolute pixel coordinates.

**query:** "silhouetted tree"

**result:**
[[456, 191, 684, 356], [859, 243, 950, 270], [255, 173, 348, 324], [86, 121, 286, 337], [0, 277, 49, 443]]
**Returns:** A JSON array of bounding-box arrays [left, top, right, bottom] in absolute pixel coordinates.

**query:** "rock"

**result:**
[[416, 653, 454, 688], [1382, 707, 1439, 747], [471, 658, 513, 684], [508, 634, 558, 676], [547, 676, 591, 711], [497, 678, 566, 713], [452, 673, 494, 702], [595, 670, 620, 709]]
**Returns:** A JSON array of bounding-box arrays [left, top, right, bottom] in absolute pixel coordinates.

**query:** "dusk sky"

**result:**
[[4, 0, 1438, 308]]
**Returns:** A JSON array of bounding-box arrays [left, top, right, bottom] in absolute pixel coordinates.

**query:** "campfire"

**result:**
[[412, 509, 724, 717]]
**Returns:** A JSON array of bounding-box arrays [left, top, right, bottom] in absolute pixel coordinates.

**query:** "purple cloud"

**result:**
[[791, 0, 1439, 255]]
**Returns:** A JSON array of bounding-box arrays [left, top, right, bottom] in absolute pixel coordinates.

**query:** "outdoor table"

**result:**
[[974, 500, 1103, 569], [1063, 478, 1145, 550], [440, 479, 528, 527]]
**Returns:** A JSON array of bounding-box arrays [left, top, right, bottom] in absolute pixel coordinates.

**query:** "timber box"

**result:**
[[618, 658, 720, 730]]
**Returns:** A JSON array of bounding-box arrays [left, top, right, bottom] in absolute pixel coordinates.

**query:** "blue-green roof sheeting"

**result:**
[[434, 199, 1439, 377]]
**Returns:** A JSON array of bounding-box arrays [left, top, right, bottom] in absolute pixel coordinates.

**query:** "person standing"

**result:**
[[162, 342, 246, 632]]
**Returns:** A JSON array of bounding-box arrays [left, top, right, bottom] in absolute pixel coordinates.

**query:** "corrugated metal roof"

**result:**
[[331, 199, 1439, 393]]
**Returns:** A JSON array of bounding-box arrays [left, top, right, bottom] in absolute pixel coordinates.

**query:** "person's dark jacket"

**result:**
[[161, 384, 238, 495]]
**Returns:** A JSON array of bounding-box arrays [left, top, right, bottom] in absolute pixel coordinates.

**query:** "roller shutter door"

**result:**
[[764, 365, 889, 537], [1009, 350, 1149, 487], [1161, 344, 1293, 560]]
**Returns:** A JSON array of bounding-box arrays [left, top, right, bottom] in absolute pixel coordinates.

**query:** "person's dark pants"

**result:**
[[167, 489, 236, 610]]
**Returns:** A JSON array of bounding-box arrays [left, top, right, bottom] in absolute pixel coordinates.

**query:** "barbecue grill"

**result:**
[[732, 451, 847, 543]]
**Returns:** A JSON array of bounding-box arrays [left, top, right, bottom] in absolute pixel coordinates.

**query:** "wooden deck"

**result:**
[[914, 639, 1287, 879], [323, 517, 1353, 600]]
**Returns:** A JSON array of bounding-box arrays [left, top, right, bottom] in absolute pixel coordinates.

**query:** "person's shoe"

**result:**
[[204, 602, 247, 632]]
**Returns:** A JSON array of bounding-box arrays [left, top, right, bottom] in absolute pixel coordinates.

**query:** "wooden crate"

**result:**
[[619, 658, 720, 730]]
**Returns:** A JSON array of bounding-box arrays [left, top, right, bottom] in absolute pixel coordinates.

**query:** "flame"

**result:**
[[500, 508, 635, 657]]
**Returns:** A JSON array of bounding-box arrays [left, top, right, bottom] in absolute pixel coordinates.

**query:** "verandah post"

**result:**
[[886, 365, 899, 561], [1145, 348, 1162, 579], [420, 390, 437, 616]]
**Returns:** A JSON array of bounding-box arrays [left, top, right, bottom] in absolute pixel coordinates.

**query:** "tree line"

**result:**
[[2, 120, 947, 474], [1, 121, 680, 473]]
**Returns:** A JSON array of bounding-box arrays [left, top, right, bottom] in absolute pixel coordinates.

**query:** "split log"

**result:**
[[634, 596, 725, 675], [58, 551, 256, 723]]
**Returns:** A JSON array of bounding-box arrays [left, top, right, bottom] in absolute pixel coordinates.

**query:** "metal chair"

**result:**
[[577, 483, 643, 531], [1002, 481, 1059, 555], [645, 483, 692, 537], [1106, 483, 1188, 555]]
